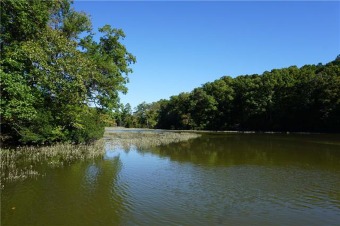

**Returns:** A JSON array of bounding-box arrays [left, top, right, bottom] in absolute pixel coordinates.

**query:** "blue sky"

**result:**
[[74, 1, 340, 109]]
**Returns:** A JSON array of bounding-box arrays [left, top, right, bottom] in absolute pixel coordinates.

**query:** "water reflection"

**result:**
[[142, 134, 340, 170], [1, 154, 131, 226], [128, 134, 340, 225]]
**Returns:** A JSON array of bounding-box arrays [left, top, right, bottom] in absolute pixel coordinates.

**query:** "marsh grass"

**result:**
[[0, 140, 105, 188], [1, 129, 199, 189], [105, 130, 201, 150]]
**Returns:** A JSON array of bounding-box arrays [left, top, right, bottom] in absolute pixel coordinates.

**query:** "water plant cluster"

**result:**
[[0, 140, 105, 188], [1, 130, 200, 188], [105, 130, 201, 150]]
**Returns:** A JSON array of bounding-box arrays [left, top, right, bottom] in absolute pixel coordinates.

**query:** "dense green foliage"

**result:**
[[131, 58, 340, 132], [1, 0, 135, 145]]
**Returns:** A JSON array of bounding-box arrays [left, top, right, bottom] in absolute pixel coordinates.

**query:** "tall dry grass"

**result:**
[[105, 131, 200, 150], [0, 140, 105, 188], [1, 130, 200, 188]]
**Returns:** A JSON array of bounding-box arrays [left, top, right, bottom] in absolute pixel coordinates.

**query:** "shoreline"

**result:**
[[105, 127, 336, 135], [2, 128, 338, 187]]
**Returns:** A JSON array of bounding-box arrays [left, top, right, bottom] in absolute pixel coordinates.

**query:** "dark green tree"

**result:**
[[188, 88, 218, 130], [0, 0, 135, 144], [149, 58, 339, 133]]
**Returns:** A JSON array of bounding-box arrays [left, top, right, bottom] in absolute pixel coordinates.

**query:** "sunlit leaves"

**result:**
[[153, 60, 340, 132], [1, 0, 135, 144]]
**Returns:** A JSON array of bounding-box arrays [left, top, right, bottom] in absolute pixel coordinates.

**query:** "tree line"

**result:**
[[2, 1, 338, 147], [1, 0, 136, 145], [122, 57, 340, 133]]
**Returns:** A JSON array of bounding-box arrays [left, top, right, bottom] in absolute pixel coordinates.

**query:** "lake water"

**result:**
[[2, 133, 340, 225]]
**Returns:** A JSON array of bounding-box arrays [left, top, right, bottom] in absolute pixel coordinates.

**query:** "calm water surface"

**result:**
[[2, 133, 340, 225]]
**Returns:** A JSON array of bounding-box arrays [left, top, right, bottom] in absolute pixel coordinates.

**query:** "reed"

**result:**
[[105, 130, 200, 150], [0, 140, 105, 187], [1, 129, 199, 188]]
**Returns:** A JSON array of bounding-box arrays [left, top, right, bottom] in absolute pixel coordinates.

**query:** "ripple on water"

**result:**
[[2, 134, 340, 226], [113, 149, 340, 225]]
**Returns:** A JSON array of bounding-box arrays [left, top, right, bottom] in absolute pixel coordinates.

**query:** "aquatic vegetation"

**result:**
[[1, 130, 200, 188], [105, 129, 201, 150], [0, 140, 105, 187]]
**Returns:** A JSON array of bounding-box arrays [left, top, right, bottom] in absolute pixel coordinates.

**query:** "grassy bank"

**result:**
[[0, 140, 105, 188]]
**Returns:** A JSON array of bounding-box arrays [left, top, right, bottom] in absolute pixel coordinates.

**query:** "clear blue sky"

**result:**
[[74, 1, 340, 109]]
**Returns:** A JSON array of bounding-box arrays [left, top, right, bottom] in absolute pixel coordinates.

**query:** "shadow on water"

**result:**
[[140, 133, 340, 171]]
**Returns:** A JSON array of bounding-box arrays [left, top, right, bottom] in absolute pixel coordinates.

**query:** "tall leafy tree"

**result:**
[[188, 88, 218, 130], [133, 102, 160, 128], [202, 76, 234, 130], [0, 0, 135, 144]]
